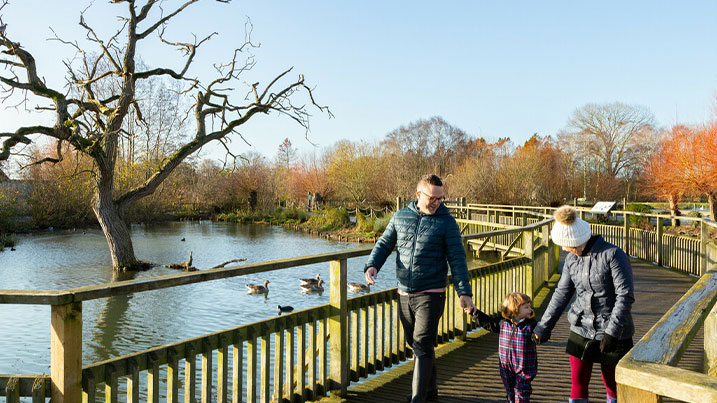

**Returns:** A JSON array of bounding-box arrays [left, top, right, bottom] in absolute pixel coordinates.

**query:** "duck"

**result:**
[[10, 247, 16, 251], [278, 305, 294, 313], [348, 282, 370, 293], [181, 237, 186, 242], [298, 273, 321, 286], [246, 280, 270, 294], [299, 279, 325, 293]]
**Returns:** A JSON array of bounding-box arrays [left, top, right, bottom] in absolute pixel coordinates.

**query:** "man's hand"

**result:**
[[364, 267, 378, 285], [459, 295, 476, 314]]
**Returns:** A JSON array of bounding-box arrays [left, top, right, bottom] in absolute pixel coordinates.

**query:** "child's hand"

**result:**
[[471, 309, 492, 329]]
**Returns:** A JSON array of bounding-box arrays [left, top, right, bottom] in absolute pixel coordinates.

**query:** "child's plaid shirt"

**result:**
[[498, 315, 538, 378]]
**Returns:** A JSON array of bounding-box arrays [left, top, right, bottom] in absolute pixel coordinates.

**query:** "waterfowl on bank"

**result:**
[[278, 305, 294, 313], [299, 273, 321, 286], [348, 282, 370, 293], [246, 280, 270, 294], [300, 279, 325, 293]]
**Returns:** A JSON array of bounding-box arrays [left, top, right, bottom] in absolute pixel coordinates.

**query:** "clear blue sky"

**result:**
[[2, 1, 717, 162]]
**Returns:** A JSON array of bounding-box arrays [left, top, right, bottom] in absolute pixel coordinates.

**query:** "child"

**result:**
[[472, 292, 538, 403]]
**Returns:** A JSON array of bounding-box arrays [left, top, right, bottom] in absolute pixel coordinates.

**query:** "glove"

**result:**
[[531, 332, 549, 345], [470, 309, 492, 329], [600, 333, 618, 353]]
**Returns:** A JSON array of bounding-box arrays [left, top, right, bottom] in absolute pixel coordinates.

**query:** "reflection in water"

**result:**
[[88, 270, 139, 362]]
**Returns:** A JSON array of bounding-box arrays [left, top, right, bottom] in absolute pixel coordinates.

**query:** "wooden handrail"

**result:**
[[0, 247, 373, 305]]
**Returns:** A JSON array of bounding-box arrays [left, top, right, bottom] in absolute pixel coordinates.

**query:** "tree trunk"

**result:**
[[669, 194, 681, 227], [92, 175, 139, 271], [709, 192, 717, 222]]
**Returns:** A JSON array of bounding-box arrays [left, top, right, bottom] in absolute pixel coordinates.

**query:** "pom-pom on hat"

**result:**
[[551, 206, 591, 247]]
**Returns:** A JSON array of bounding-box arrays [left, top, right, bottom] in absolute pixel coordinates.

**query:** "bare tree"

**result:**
[[559, 103, 655, 184], [0, 1, 330, 269]]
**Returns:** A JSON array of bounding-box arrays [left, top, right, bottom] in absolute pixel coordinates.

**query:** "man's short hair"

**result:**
[[501, 292, 531, 319], [417, 174, 443, 189]]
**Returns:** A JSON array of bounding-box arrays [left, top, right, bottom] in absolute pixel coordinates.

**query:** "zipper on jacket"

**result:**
[[409, 214, 422, 290]]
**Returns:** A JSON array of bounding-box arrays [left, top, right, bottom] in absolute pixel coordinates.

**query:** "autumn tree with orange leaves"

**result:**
[[644, 124, 717, 221]]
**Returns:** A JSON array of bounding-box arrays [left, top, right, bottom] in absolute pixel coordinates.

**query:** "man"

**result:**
[[364, 174, 476, 403]]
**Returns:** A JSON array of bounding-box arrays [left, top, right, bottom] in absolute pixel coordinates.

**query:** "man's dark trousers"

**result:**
[[399, 292, 445, 403]]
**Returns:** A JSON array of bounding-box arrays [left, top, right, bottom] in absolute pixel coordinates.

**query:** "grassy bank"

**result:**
[[216, 207, 392, 243]]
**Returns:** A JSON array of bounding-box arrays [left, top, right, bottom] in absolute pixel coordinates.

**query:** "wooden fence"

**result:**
[[0, 211, 558, 403]]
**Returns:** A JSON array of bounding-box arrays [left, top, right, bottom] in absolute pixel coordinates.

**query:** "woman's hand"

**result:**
[[600, 333, 618, 353]]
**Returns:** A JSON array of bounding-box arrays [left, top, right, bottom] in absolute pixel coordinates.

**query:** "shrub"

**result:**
[[307, 207, 350, 231], [627, 203, 652, 229]]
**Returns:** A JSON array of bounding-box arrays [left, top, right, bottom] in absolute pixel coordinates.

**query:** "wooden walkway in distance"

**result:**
[[321, 256, 703, 403]]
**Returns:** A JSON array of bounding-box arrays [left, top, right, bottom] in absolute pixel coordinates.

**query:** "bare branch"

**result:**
[[136, 0, 199, 40]]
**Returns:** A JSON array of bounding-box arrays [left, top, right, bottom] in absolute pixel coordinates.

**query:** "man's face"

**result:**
[[416, 184, 444, 215], [562, 244, 586, 256]]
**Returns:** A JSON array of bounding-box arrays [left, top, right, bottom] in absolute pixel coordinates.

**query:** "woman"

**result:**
[[532, 206, 634, 403]]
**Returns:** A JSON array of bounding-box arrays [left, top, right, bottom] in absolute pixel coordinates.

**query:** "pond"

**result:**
[[0, 221, 403, 374]]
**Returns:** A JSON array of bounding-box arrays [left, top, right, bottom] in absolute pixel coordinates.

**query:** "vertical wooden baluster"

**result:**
[[167, 348, 179, 403], [285, 318, 295, 402], [261, 325, 271, 403], [147, 352, 160, 403], [105, 364, 118, 403], [185, 343, 197, 403], [6, 377, 19, 403], [218, 337, 229, 403], [297, 314, 306, 402], [361, 299, 369, 375], [350, 300, 359, 381], [232, 331, 244, 403], [389, 296, 397, 365], [398, 295, 406, 361], [308, 313, 317, 400], [368, 296, 376, 374], [377, 295, 385, 371], [82, 370, 95, 403], [318, 314, 327, 397], [32, 376, 46, 403], [247, 329, 257, 403], [273, 319, 285, 403], [127, 358, 140, 403], [201, 339, 213, 403]]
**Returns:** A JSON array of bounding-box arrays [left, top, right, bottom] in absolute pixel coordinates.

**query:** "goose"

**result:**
[[246, 280, 270, 294], [298, 273, 321, 286], [348, 282, 370, 293], [278, 305, 294, 313], [300, 279, 325, 293]]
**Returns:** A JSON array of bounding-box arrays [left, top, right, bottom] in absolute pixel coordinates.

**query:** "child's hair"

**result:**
[[501, 292, 531, 318]]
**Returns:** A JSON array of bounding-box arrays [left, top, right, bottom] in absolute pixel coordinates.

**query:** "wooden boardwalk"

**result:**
[[322, 257, 702, 403]]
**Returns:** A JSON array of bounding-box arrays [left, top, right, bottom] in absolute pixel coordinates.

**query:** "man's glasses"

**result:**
[[419, 191, 445, 203]]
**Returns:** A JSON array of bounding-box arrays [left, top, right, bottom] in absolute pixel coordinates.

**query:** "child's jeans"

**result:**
[[499, 363, 535, 403]]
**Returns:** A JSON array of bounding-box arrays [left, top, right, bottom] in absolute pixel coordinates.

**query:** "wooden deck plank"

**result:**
[[320, 257, 702, 402]]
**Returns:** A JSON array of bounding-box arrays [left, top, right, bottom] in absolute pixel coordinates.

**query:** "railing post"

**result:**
[[329, 258, 348, 396], [396, 197, 402, 212], [542, 224, 550, 283], [494, 209, 499, 224], [623, 211, 630, 256], [706, 301, 717, 377], [51, 302, 83, 403], [656, 216, 663, 266], [617, 384, 661, 402], [700, 220, 708, 276], [523, 229, 534, 299]]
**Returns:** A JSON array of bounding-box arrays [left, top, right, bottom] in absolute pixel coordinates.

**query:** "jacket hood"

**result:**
[[408, 200, 451, 216]]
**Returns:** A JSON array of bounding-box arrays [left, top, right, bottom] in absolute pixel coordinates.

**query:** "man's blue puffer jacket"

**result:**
[[364, 200, 472, 296]]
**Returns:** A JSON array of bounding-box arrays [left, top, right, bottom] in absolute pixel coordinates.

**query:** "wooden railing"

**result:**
[[0, 210, 559, 403], [456, 204, 717, 402]]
